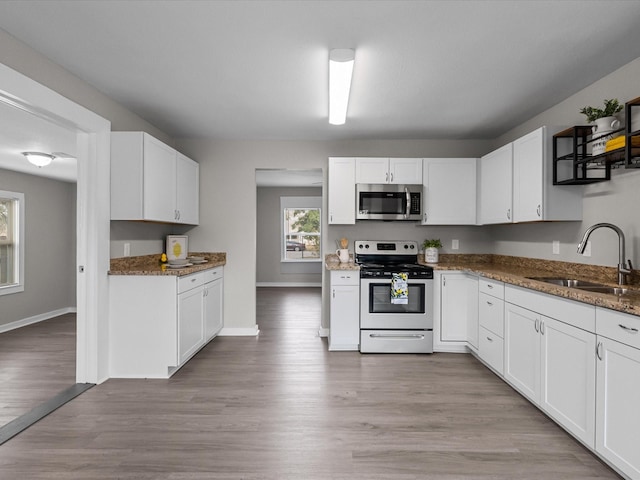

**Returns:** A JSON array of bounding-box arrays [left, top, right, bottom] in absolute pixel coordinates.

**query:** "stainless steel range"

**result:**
[[356, 240, 434, 353]]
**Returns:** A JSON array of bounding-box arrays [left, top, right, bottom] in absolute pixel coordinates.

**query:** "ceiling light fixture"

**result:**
[[22, 151, 55, 167], [329, 48, 355, 126]]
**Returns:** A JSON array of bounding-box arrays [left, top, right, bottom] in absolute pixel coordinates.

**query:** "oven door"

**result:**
[[360, 278, 433, 330]]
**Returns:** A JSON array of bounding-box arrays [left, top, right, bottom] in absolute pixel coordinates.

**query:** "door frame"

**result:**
[[0, 62, 111, 383]]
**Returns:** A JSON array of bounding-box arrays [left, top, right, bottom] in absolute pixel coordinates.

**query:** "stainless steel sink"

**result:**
[[526, 277, 629, 296]]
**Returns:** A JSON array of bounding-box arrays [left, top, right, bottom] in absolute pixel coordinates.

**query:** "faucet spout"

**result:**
[[577, 223, 631, 285]]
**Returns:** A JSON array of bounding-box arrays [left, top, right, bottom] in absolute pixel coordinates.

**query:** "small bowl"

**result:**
[[187, 256, 204, 262], [168, 258, 189, 265]]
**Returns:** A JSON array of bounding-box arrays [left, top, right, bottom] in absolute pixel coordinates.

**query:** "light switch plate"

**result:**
[[124, 242, 131, 257], [452, 239, 459, 250], [552, 240, 560, 255]]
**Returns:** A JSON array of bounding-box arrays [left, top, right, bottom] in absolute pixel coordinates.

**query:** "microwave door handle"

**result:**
[[404, 187, 410, 219]]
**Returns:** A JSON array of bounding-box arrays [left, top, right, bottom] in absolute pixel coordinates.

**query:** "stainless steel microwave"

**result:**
[[356, 184, 422, 221]]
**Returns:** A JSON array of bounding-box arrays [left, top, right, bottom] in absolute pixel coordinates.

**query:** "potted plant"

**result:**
[[422, 238, 443, 264], [580, 99, 623, 154]]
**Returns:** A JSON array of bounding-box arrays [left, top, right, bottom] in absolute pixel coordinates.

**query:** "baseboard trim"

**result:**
[[218, 325, 260, 337], [0, 307, 76, 334], [256, 282, 322, 288]]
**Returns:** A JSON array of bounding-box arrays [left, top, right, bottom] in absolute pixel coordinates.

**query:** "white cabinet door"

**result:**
[[513, 127, 544, 223], [175, 151, 199, 225], [541, 316, 596, 448], [439, 273, 477, 347], [329, 273, 360, 351], [422, 158, 477, 225], [478, 143, 513, 225], [355, 157, 390, 183], [143, 134, 177, 222], [504, 302, 540, 403], [596, 337, 640, 479], [204, 277, 223, 340], [178, 285, 205, 364], [328, 157, 356, 224], [389, 158, 422, 184]]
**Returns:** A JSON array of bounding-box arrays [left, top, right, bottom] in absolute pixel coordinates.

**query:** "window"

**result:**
[[0, 190, 25, 295], [281, 196, 321, 262]]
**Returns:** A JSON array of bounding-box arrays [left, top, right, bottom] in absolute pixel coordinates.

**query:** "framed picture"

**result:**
[[166, 235, 188, 260]]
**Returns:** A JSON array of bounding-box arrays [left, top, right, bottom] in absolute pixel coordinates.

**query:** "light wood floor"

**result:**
[[0, 288, 621, 479], [0, 314, 76, 426]]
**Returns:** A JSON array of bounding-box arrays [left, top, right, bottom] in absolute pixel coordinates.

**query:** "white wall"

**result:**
[[487, 56, 640, 267], [0, 168, 76, 327]]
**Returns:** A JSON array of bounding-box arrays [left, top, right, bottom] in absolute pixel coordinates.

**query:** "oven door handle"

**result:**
[[404, 186, 410, 219], [369, 333, 426, 340]]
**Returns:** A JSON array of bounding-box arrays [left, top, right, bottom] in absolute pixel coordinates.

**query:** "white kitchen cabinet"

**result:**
[[512, 126, 581, 222], [434, 271, 477, 352], [478, 278, 505, 374], [329, 270, 360, 351], [204, 267, 224, 341], [478, 143, 513, 225], [421, 158, 477, 225], [504, 286, 596, 448], [328, 157, 356, 224], [109, 267, 224, 378], [111, 132, 199, 225], [595, 308, 640, 480], [355, 157, 422, 184]]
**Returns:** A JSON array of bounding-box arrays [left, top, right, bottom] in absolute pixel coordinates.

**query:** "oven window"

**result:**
[[359, 192, 405, 214], [369, 282, 425, 313]]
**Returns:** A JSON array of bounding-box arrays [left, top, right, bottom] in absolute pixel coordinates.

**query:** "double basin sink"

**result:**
[[527, 277, 629, 296]]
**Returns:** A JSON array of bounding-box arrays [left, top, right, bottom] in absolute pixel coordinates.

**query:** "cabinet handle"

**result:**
[[534, 319, 539, 333], [424, 212, 428, 223], [191, 278, 197, 283], [536, 204, 541, 217], [596, 341, 603, 361], [332, 289, 335, 299], [618, 323, 639, 333], [507, 208, 511, 220], [486, 284, 493, 289], [443, 276, 446, 287], [486, 336, 493, 342], [540, 320, 545, 335], [386, 172, 389, 182], [486, 301, 493, 306]]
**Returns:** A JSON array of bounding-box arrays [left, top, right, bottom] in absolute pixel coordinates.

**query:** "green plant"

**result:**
[[422, 238, 442, 249], [579, 98, 623, 123]]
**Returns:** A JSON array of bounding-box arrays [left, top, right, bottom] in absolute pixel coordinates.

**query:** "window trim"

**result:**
[[280, 196, 322, 263], [0, 190, 25, 296]]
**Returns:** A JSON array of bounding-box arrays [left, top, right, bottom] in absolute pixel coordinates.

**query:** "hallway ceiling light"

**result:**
[[329, 48, 355, 126], [22, 151, 55, 167]]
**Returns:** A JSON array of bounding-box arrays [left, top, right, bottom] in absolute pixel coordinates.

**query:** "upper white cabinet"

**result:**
[[355, 157, 422, 184], [328, 157, 356, 225], [478, 143, 513, 225], [111, 132, 199, 225], [422, 158, 477, 225], [512, 126, 581, 222]]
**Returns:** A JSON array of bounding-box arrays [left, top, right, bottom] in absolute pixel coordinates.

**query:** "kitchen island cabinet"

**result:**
[[109, 265, 224, 378]]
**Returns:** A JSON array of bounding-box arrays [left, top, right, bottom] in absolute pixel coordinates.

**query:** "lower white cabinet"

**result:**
[[504, 291, 596, 449], [595, 309, 640, 479], [109, 266, 224, 378], [329, 270, 360, 351], [434, 271, 478, 352]]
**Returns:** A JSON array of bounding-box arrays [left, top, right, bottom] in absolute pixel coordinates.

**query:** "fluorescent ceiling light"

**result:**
[[22, 151, 55, 167], [329, 48, 355, 126]]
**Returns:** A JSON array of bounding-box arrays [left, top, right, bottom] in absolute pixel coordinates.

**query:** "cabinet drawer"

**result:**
[[596, 308, 640, 349], [178, 272, 205, 294], [203, 266, 223, 283], [479, 293, 504, 337], [479, 326, 504, 375], [330, 270, 359, 286], [479, 278, 504, 298]]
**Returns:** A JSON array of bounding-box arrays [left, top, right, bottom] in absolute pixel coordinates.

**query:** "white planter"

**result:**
[[425, 247, 439, 263], [591, 116, 621, 156]]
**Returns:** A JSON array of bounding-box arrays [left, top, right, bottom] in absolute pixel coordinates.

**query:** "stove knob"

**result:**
[[365, 244, 370, 249], [409, 244, 415, 249], [358, 244, 363, 249], [404, 244, 409, 249]]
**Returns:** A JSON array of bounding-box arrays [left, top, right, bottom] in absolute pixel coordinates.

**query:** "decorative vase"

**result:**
[[336, 249, 350, 263], [425, 247, 439, 263], [591, 116, 621, 156]]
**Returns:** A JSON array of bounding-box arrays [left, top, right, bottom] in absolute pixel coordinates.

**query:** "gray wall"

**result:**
[[0, 169, 76, 327], [256, 186, 322, 286]]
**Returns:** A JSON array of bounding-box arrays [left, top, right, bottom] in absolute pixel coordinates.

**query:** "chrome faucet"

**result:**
[[577, 223, 633, 285]]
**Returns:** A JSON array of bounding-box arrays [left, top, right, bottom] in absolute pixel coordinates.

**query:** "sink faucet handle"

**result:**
[[628, 259, 634, 271]]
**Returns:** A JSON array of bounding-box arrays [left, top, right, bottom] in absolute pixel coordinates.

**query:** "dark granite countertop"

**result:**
[[109, 252, 226, 276]]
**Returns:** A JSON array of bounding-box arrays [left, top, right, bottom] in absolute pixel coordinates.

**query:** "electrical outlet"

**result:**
[[124, 242, 131, 257], [583, 241, 592, 257], [552, 240, 560, 255], [452, 239, 459, 250]]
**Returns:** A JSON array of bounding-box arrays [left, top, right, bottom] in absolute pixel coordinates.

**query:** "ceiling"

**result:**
[[0, 0, 639, 146]]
